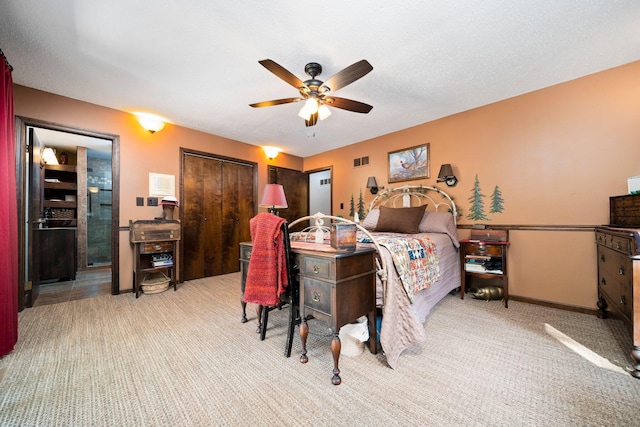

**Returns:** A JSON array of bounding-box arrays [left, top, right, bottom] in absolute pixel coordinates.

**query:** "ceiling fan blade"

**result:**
[[258, 59, 306, 89], [325, 97, 373, 114], [321, 60, 373, 93], [249, 97, 302, 108]]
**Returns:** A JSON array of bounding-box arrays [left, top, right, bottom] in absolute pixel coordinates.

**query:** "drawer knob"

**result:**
[[601, 278, 607, 286], [313, 265, 319, 274], [477, 246, 487, 254], [616, 242, 621, 250], [619, 266, 625, 275], [154, 245, 162, 250], [313, 292, 321, 303]]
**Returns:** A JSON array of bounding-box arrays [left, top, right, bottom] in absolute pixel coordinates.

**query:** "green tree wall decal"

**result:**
[[357, 189, 366, 220], [467, 174, 489, 221], [490, 185, 504, 213], [349, 194, 355, 217]]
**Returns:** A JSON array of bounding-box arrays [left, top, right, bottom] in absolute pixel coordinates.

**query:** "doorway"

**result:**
[[16, 117, 120, 310], [307, 168, 332, 216]]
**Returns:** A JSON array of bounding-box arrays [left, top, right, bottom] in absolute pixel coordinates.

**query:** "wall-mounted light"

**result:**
[[263, 146, 280, 160], [259, 184, 288, 215], [366, 176, 384, 194], [134, 112, 166, 134], [41, 147, 59, 165], [437, 164, 458, 187]]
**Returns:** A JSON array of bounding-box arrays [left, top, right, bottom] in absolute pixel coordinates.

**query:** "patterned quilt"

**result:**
[[373, 234, 440, 303]]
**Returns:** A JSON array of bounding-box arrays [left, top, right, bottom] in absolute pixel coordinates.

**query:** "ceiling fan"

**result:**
[[250, 59, 373, 127]]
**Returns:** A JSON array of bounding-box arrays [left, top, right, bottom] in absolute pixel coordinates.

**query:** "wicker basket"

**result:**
[[141, 272, 171, 294], [51, 208, 75, 219]]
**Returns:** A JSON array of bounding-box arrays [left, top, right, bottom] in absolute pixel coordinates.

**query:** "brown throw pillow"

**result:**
[[375, 205, 427, 234]]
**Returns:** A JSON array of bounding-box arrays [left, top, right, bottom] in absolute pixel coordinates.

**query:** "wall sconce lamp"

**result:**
[[437, 164, 458, 187], [134, 112, 166, 134], [366, 176, 384, 194], [259, 184, 288, 215], [41, 147, 59, 165], [263, 146, 280, 160]]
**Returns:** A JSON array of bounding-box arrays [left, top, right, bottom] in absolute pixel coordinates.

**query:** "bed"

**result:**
[[289, 185, 460, 369]]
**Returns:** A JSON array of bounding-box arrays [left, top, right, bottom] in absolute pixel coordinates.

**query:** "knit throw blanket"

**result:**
[[374, 234, 440, 303], [243, 213, 288, 306]]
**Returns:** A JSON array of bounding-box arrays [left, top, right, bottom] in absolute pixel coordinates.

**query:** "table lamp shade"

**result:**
[[259, 184, 288, 209]]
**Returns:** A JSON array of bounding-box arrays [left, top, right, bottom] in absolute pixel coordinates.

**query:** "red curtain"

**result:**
[[0, 50, 18, 357]]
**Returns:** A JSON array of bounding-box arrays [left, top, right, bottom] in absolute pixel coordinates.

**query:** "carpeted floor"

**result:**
[[1, 272, 639, 426]]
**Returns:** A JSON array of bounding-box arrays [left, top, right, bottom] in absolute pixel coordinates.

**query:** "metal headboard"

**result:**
[[369, 185, 458, 224]]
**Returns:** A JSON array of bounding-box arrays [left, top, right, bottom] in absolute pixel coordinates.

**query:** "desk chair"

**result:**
[[258, 223, 299, 357]]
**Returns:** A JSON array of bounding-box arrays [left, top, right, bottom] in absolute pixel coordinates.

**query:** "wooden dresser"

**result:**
[[595, 224, 640, 379]]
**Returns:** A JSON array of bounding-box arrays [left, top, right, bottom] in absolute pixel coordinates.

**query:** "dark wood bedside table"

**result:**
[[460, 229, 509, 308]]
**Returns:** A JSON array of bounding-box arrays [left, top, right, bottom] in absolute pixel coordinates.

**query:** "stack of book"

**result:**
[[464, 255, 503, 274], [151, 253, 173, 267]]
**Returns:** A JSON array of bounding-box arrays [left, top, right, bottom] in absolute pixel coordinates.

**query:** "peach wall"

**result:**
[[304, 61, 640, 309], [12, 61, 640, 307], [13, 86, 303, 290]]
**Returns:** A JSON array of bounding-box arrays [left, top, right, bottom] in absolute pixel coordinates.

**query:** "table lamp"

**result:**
[[259, 184, 288, 215]]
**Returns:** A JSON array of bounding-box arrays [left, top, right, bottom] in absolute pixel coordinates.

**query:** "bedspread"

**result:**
[[373, 234, 439, 303], [372, 232, 460, 369]]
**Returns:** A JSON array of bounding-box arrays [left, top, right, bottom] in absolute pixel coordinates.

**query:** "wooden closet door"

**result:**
[[182, 152, 254, 281], [221, 161, 254, 274]]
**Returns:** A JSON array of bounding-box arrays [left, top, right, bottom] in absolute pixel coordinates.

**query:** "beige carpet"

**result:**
[[1, 273, 640, 426]]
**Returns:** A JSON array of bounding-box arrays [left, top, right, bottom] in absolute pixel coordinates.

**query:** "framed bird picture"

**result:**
[[387, 143, 430, 183]]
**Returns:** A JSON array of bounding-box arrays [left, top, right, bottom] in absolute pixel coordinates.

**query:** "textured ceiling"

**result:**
[[2, 0, 640, 157]]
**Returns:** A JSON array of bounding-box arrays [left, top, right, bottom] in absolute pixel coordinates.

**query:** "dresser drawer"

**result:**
[[610, 236, 631, 254], [598, 246, 633, 322], [300, 255, 334, 281], [140, 241, 173, 254], [598, 246, 631, 278], [302, 277, 332, 316], [463, 243, 504, 257], [596, 232, 632, 255]]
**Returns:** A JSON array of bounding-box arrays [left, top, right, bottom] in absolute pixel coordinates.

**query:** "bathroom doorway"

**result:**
[[16, 117, 120, 309]]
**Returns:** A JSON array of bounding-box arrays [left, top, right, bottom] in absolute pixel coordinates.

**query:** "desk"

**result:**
[[239, 242, 377, 385]]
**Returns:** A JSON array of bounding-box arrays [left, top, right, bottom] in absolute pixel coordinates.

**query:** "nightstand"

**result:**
[[460, 229, 509, 308]]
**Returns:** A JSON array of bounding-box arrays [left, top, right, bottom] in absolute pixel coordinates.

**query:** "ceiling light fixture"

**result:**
[[134, 112, 166, 134]]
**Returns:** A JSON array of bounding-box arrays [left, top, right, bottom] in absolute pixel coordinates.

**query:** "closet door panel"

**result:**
[[203, 159, 223, 277], [182, 155, 206, 280], [221, 162, 254, 274]]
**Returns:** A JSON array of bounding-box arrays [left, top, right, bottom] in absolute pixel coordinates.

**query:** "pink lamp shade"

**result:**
[[259, 184, 288, 210]]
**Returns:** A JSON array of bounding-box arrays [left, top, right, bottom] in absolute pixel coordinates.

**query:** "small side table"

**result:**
[[130, 220, 181, 298], [460, 230, 510, 308]]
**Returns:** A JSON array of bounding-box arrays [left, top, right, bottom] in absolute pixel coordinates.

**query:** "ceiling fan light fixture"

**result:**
[[298, 105, 311, 119], [318, 104, 331, 120], [304, 97, 318, 114]]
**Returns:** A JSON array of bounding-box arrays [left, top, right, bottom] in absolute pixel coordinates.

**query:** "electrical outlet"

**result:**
[[136, 197, 144, 206], [147, 197, 158, 206]]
